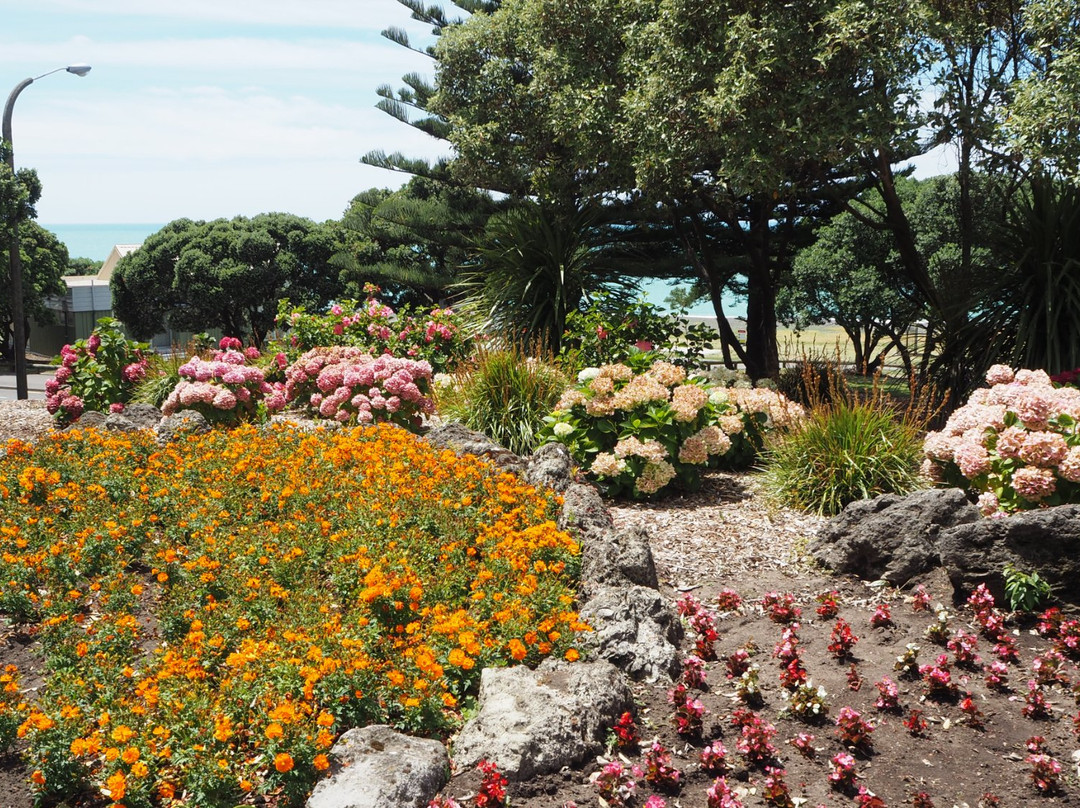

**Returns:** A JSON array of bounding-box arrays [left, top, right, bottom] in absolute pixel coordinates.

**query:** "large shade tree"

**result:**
[[111, 214, 342, 346]]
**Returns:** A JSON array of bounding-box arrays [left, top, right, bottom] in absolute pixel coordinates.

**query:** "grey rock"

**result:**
[[939, 505, 1080, 604], [69, 411, 107, 430], [306, 725, 448, 808], [423, 422, 523, 475], [155, 409, 212, 445], [558, 482, 613, 540], [581, 525, 658, 593], [524, 442, 575, 493], [452, 659, 631, 781], [811, 489, 979, 586], [579, 585, 683, 682], [115, 403, 163, 431]]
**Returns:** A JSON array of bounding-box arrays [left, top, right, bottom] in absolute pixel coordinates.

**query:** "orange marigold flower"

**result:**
[[105, 771, 127, 800], [316, 712, 335, 727], [265, 722, 284, 740], [157, 782, 176, 800], [111, 725, 135, 743], [313, 753, 330, 771], [565, 648, 580, 662], [30, 770, 45, 785], [508, 639, 527, 661], [121, 747, 140, 764], [274, 752, 294, 773]]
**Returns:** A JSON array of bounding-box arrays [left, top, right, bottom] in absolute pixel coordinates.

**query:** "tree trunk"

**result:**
[[742, 204, 780, 380]]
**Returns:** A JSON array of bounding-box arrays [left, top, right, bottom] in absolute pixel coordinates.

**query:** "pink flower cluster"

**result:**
[[924, 365, 1080, 514], [163, 340, 285, 423], [284, 346, 434, 427]]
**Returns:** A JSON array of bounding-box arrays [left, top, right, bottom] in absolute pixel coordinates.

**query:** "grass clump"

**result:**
[[761, 398, 926, 516], [437, 343, 567, 456]]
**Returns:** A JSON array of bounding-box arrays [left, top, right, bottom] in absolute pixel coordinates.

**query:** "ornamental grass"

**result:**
[[0, 424, 585, 807]]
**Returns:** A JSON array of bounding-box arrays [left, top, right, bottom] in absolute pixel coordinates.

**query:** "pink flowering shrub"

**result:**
[[46, 318, 151, 425], [542, 361, 803, 498], [923, 364, 1080, 514], [282, 346, 434, 429], [276, 287, 469, 374], [162, 338, 286, 426]]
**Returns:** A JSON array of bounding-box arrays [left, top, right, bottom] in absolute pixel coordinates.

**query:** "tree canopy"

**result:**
[[110, 214, 342, 346]]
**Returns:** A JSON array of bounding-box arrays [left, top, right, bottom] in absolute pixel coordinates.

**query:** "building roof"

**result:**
[[96, 244, 143, 282]]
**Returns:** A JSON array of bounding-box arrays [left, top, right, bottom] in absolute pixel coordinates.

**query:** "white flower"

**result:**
[[433, 372, 455, 388], [708, 388, 729, 405], [577, 367, 600, 383], [552, 422, 574, 437]]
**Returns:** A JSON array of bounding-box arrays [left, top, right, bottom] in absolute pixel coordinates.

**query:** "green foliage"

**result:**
[[275, 290, 470, 374], [455, 201, 639, 352], [542, 362, 801, 498], [437, 344, 568, 456], [333, 177, 497, 304], [558, 294, 717, 374], [0, 220, 69, 358], [47, 318, 151, 424], [64, 256, 102, 277], [761, 400, 925, 516], [110, 214, 342, 346], [1003, 563, 1052, 613], [131, 352, 188, 408]]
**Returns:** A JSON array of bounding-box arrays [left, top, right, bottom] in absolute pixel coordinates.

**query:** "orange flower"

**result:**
[[313, 754, 330, 771], [111, 725, 135, 743], [508, 639, 527, 661], [565, 648, 580, 662], [30, 770, 45, 785], [274, 752, 294, 773], [264, 722, 284, 740], [105, 771, 127, 800], [121, 746, 140, 764]]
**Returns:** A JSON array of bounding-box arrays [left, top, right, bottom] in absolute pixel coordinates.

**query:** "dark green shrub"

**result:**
[[761, 400, 925, 516]]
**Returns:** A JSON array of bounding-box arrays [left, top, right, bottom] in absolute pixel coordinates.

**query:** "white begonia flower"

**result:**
[[552, 422, 574, 437], [577, 367, 601, 383]]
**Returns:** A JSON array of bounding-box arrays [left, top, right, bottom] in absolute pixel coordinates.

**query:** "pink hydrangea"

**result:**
[[1012, 466, 1057, 502]]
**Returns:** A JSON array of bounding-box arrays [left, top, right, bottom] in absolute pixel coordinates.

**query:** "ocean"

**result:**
[[40, 222, 744, 317]]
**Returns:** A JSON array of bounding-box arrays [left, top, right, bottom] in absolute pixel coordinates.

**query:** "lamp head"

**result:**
[[66, 64, 91, 77]]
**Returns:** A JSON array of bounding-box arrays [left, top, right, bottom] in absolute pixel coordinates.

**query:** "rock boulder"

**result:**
[[938, 504, 1080, 604], [305, 725, 448, 808], [451, 659, 632, 781], [811, 489, 979, 586]]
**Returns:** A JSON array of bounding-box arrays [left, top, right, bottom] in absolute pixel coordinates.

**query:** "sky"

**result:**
[[0, 0, 453, 225]]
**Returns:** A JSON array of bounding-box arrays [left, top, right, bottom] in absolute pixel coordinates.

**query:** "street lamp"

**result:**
[[3, 64, 91, 399]]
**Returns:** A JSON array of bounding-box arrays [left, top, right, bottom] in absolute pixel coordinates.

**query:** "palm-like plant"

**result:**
[[455, 200, 638, 351]]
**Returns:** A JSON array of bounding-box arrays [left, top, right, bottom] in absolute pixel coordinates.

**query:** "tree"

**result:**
[[111, 214, 342, 346], [433, 0, 924, 378], [333, 176, 497, 304], [0, 149, 67, 358], [455, 200, 639, 351], [0, 220, 68, 358], [1006, 0, 1080, 185], [65, 257, 101, 277]]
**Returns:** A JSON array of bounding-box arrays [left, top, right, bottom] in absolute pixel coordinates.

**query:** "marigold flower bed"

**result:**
[[0, 424, 585, 806]]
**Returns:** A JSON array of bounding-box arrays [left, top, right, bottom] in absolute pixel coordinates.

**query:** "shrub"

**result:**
[[0, 424, 585, 806], [162, 337, 287, 425], [923, 364, 1080, 515], [45, 318, 151, 424], [436, 344, 568, 456], [276, 287, 470, 374], [541, 361, 803, 499], [761, 399, 924, 516], [282, 346, 434, 430], [559, 294, 717, 373]]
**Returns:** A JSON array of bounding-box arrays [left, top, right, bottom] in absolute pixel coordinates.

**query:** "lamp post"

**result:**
[[3, 64, 91, 399]]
